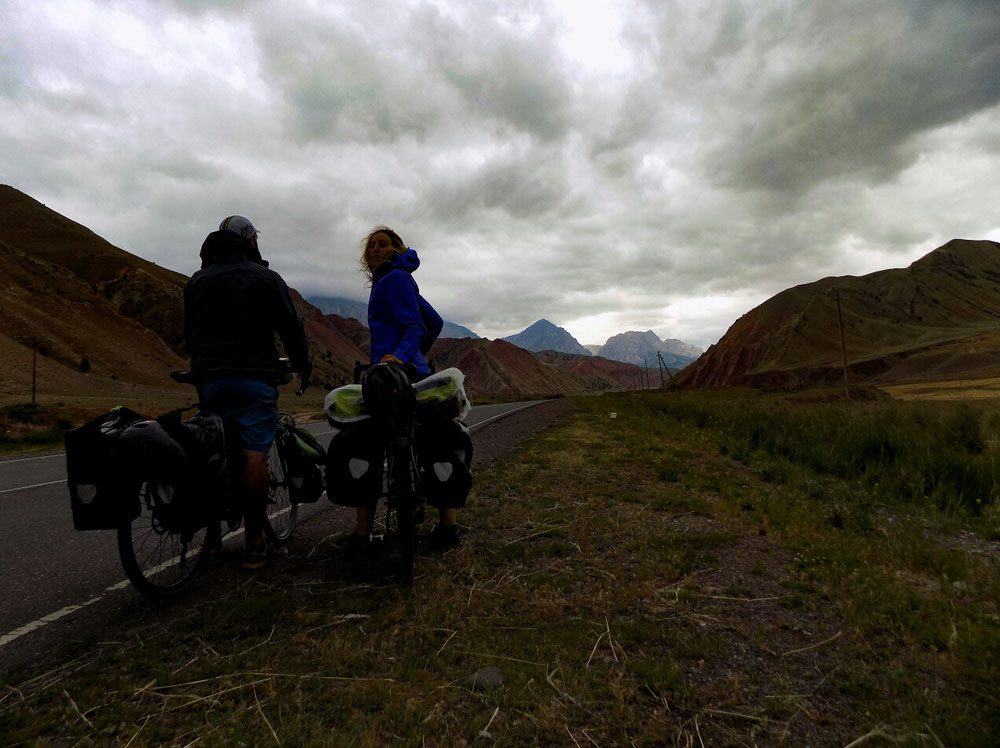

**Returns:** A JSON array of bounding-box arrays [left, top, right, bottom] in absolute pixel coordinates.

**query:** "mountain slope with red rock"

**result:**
[[677, 239, 1000, 389], [427, 338, 630, 398], [0, 185, 635, 401]]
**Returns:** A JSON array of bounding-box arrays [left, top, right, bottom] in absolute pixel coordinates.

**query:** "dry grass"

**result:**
[[1, 392, 998, 745], [880, 376, 1000, 401]]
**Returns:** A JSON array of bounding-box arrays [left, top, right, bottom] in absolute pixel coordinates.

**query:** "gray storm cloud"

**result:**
[[2, 0, 999, 348]]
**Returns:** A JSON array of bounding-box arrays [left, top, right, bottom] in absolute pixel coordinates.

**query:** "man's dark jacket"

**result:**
[[184, 230, 312, 386]]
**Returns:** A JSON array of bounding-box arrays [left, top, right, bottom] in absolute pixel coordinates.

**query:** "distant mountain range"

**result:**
[[502, 320, 702, 369], [597, 331, 701, 368], [677, 238, 1000, 389], [502, 319, 593, 357], [306, 295, 479, 339]]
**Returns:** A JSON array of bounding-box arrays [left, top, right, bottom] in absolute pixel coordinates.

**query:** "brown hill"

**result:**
[[0, 185, 188, 354], [0, 185, 635, 402], [427, 338, 637, 398], [289, 294, 369, 389], [0, 240, 188, 401], [532, 350, 651, 390], [0, 186, 380, 401], [677, 239, 1000, 389]]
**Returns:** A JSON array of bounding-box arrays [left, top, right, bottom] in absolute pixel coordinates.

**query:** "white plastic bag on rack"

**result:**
[[324, 384, 370, 428], [414, 367, 471, 421]]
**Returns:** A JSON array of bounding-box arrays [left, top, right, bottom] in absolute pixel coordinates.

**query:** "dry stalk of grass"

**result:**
[[122, 715, 150, 748], [478, 705, 500, 738], [435, 629, 458, 656], [144, 677, 275, 718], [780, 630, 843, 658], [1, 683, 26, 705], [253, 683, 281, 746], [62, 688, 93, 730], [170, 656, 200, 676], [545, 664, 579, 707], [565, 723, 583, 747], [195, 637, 220, 658], [226, 625, 276, 658], [504, 520, 572, 545]]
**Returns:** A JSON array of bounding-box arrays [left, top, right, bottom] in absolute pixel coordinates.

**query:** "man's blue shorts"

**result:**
[[201, 378, 278, 453]]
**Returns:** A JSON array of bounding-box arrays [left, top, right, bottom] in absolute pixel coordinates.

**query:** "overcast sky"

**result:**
[[4, 0, 1000, 348]]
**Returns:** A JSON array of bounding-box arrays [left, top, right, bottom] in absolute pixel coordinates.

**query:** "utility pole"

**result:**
[[656, 351, 665, 388], [657, 352, 675, 385], [31, 339, 37, 405], [834, 289, 850, 401]]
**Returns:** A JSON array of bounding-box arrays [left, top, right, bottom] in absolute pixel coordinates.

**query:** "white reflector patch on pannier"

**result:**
[[433, 462, 454, 482], [78, 485, 98, 504], [348, 458, 370, 479]]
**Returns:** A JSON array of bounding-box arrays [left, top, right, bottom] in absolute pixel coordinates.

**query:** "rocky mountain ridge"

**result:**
[[501, 319, 593, 357], [598, 330, 701, 368], [677, 238, 1000, 389]]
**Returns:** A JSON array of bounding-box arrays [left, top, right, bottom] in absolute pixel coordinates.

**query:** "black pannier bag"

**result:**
[[66, 406, 145, 530], [158, 410, 228, 497], [278, 425, 326, 504], [67, 406, 228, 532], [416, 418, 473, 508], [115, 417, 200, 532], [325, 418, 386, 510]]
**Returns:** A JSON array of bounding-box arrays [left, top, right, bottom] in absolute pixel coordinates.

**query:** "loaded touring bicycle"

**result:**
[[325, 363, 473, 584], [65, 360, 325, 601]]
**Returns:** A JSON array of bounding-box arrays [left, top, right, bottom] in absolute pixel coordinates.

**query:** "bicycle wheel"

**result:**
[[389, 444, 418, 585], [117, 481, 214, 602], [263, 428, 297, 543]]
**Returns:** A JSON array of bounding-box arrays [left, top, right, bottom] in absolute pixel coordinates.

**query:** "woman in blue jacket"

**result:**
[[362, 226, 442, 375], [348, 226, 459, 552]]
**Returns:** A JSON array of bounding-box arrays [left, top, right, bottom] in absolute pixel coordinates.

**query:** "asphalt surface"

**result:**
[[0, 397, 572, 677]]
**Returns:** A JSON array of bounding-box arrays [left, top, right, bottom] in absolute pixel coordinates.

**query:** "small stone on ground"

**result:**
[[463, 666, 504, 690]]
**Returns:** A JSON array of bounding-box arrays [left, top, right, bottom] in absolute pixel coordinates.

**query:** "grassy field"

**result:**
[[2, 391, 998, 745]]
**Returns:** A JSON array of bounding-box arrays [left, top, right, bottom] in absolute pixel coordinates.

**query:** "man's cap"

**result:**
[[219, 215, 259, 240]]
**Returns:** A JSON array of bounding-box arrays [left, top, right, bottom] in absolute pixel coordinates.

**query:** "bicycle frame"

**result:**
[[356, 361, 425, 584]]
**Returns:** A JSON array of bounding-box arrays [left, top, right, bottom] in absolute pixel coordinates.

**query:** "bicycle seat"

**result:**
[[171, 370, 200, 385]]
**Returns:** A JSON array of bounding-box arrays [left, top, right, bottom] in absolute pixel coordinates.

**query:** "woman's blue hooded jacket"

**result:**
[[368, 249, 443, 377]]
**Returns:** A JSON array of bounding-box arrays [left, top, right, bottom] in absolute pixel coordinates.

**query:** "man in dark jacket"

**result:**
[[184, 215, 312, 568]]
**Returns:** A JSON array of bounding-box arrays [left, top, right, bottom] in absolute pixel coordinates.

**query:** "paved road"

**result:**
[[0, 399, 555, 674]]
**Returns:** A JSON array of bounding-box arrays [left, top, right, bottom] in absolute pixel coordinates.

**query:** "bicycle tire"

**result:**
[[263, 427, 297, 543], [117, 481, 214, 602], [389, 444, 417, 585]]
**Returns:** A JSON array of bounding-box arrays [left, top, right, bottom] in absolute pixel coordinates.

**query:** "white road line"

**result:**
[[1, 453, 64, 464], [0, 520, 261, 651], [469, 401, 541, 432], [0, 596, 105, 648], [0, 479, 67, 495]]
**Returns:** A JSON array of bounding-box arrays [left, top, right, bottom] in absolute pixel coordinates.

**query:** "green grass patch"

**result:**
[[0, 403, 76, 455]]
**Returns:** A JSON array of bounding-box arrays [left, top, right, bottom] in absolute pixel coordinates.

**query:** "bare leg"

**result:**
[[355, 508, 371, 537], [243, 449, 269, 547]]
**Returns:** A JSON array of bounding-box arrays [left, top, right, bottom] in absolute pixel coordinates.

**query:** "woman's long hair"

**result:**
[[360, 226, 407, 283]]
